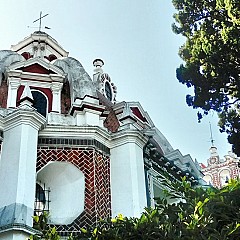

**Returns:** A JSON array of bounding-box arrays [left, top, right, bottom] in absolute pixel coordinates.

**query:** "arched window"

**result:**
[[32, 90, 48, 117], [105, 81, 112, 101], [203, 174, 212, 186], [220, 169, 230, 187]]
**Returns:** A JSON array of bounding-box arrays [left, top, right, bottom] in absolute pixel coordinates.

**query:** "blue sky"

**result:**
[[0, 0, 231, 164]]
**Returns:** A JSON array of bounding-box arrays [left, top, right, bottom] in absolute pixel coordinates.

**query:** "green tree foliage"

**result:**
[[172, 0, 240, 155], [30, 177, 240, 240], [29, 212, 61, 240]]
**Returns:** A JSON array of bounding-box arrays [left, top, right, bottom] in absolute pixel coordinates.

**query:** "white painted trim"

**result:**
[[115, 101, 154, 128], [7, 78, 21, 108], [7, 70, 65, 83], [8, 57, 65, 76], [111, 129, 148, 149], [11, 32, 69, 58], [39, 125, 111, 147], [4, 107, 45, 131], [39, 125, 149, 151]]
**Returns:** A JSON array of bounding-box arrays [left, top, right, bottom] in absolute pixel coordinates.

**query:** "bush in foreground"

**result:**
[[30, 177, 240, 240]]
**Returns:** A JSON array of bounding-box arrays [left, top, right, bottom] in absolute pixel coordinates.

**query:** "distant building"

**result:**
[[200, 146, 240, 188], [0, 31, 204, 239]]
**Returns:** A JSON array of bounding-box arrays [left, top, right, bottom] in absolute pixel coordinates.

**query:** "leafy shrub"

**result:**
[[30, 177, 240, 240]]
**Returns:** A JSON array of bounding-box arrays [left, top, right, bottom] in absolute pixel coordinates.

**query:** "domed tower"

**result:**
[[0, 32, 113, 239]]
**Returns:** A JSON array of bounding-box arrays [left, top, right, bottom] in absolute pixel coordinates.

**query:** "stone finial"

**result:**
[[93, 59, 104, 68], [93, 59, 104, 76], [19, 83, 34, 106]]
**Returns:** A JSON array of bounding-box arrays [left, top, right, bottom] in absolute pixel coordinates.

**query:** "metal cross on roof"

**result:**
[[209, 122, 215, 146], [33, 11, 49, 32]]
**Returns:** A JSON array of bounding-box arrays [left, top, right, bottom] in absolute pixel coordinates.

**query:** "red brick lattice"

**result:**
[[0, 80, 8, 108], [37, 146, 111, 236]]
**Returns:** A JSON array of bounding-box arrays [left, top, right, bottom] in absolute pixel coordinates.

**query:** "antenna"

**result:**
[[33, 11, 49, 32], [209, 122, 215, 146]]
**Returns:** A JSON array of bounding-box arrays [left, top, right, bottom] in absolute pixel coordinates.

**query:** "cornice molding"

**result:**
[[7, 71, 65, 84], [39, 125, 111, 147], [70, 101, 105, 116], [7, 77, 64, 91], [3, 106, 46, 131], [39, 125, 149, 150], [0, 223, 41, 236], [110, 128, 149, 149]]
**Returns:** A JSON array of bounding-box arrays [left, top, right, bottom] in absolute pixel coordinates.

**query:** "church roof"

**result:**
[[11, 31, 69, 58]]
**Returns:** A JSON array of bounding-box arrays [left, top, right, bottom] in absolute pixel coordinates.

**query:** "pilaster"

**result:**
[[7, 78, 20, 108], [51, 82, 63, 113], [110, 129, 148, 217], [0, 105, 45, 239]]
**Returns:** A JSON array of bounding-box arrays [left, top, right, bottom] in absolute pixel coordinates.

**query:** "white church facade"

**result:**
[[0, 31, 204, 239]]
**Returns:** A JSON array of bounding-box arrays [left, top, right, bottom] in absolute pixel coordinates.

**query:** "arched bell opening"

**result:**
[[203, 174, 212, 186], [32, 90, 48, 117], [220, 169, 230, 187]]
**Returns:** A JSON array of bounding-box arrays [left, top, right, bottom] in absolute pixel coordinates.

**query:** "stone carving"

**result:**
[[53, 57, 97, 102]]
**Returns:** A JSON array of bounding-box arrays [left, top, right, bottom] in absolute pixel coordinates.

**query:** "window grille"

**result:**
[[34, 182, 50, 216]]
